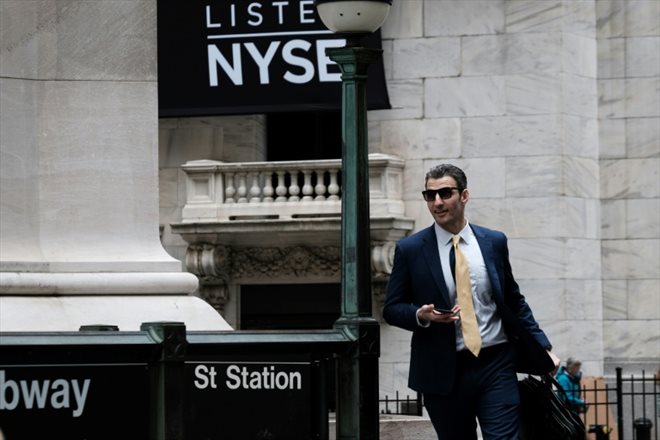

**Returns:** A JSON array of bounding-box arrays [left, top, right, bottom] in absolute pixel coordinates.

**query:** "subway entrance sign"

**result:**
[[0, 323, 347, 440], [187, 358, 317, 438]]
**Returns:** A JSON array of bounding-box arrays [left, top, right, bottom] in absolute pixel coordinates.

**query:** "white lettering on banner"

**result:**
[[205, 2, 318, 29], [247, 3, 264, 26], [208, 39, 344, 86], [0, 370, 90, 418], [193, 364, 302, 391], [245, 42, 281, 84], [282, 40, 314, 84]]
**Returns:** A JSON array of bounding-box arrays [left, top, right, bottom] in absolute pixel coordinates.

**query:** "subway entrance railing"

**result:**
[[0, 322, 356, 440]]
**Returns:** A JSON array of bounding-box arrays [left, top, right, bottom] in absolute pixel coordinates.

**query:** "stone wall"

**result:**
[[154, 0, 660, 397], [371, 0, 659, 397], [596, 0, 660, 373]]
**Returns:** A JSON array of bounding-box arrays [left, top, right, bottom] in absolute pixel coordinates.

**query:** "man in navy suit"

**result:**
[[383, 164, 560, 440]]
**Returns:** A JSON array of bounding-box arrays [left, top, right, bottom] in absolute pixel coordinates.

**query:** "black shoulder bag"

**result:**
[[518, 373, 586, 440]]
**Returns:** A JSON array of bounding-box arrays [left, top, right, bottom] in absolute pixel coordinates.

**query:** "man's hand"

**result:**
[[547, 350, 561, 374], [417, 304, 461, 324]]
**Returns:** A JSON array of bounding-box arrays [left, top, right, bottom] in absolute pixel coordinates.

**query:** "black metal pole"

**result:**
[[329, 45, 382, 440]]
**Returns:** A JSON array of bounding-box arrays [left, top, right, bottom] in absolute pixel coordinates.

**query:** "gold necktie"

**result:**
[[452, 235, 482, 357]]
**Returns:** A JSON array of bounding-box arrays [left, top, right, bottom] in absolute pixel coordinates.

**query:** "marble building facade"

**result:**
[[1, 0, 657, 405], [158, 0, 660, 400]]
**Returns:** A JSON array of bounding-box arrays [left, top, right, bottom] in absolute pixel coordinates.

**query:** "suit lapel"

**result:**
[[421, 226, 452, 307], [471, 225, 503, 302]]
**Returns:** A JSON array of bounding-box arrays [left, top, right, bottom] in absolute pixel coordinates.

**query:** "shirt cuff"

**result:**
[[416, 308, 431, 328]]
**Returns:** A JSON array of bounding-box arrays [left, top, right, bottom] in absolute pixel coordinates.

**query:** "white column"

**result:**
[[0, 0, 230, 331]]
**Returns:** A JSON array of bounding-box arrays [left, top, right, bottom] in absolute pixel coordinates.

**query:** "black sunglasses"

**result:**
[[422, 187, 460, 201]]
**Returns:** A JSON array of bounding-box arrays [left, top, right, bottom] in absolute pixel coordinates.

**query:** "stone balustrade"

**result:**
[[181, 153, 407, 223]]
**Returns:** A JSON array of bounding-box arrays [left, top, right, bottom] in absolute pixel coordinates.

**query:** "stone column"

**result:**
[[0, 0, 230, 330]]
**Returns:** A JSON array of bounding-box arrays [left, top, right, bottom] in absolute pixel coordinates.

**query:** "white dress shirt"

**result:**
[[434, 221, 508, 351]]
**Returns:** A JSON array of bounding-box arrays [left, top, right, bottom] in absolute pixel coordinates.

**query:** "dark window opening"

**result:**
[[266, 111, 342, 161], [240, 283, 341, 330]]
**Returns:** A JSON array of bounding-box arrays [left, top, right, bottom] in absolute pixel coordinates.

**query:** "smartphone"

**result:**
[[432, 307, 455, 315]]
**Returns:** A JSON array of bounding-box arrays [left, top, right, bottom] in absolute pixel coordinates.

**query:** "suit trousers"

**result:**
[[423, 342, 520, 440]]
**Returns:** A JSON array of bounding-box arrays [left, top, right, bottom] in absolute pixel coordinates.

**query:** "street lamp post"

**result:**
[[314, 1, 392, 439]]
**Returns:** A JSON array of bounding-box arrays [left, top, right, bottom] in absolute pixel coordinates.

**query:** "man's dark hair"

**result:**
[[425, 164, 467, 191]]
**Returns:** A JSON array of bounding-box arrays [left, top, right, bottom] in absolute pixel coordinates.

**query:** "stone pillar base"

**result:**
[[0, 295, 233, 331]]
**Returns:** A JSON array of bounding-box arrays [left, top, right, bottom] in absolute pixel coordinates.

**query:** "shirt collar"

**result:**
[[435, 219, 472, 246]]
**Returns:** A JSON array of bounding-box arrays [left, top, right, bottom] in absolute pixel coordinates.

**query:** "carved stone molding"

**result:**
[[372, 241, 395, 276], [232, 246, 341, 279], [184, 241, 398, 314]]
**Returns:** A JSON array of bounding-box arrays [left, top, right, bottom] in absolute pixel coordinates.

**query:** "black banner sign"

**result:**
[[186, 359, 316, 439], [0, 364, 150, 439], [157, 1, 390, 117]]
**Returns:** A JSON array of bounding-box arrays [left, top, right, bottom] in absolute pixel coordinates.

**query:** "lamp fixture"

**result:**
[[315, 0, 392, 34]]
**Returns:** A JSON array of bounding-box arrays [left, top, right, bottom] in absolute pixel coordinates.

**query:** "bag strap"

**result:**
[[542, 373, 572, 402]]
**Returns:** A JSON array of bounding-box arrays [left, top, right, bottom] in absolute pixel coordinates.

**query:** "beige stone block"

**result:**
[[369, 80, 423, 121], [33, 80, 179, 268], [603, 320, 660, 359], [517, 279, 564, 321], [627, 198, 660, 238], [563, 115, 599, 159], [401, 159, 425, 201], [509, 238, 564, 279], [159, 125, 223, 168], [628, 280, 660, 319], [625, 78, 660, 118], [465, 199, 513, 235], [600, 158, 660, 199], [462, 35, 506, 76], [599, 118, 626, 159], [626, 37, 660, 77], [562, 0, 598, 36], [425, 77, 506, 117], [506, 156, 563, 197], [598, 79, 625, 118], [566, 239, 601, 279], [462, 34, 561, 76], [564, 157, 599, 198], [381, 0, 423, 39], [506, 1, 595, 36], [597, 37, 626, 79], [563, 34, 598, 78], [596, 0, 625, 38], [595, 0, 659, 38], [565, 279, 603, 321], [627, 117, 660, 158], [392, 37, 460, 79], [623, 0, 660, 37], [158, 167, 180, 211], [506, 74, 560, 115], [562, 319, 603, 360], [474, 197, 593, 240], [562, 74, 598, 117], [505, 0, 564, 33], [456, 158, 507, 200], [602, 280, 627, 319], [463, 115, 561, 157], [424, 0, 504, 37], [0, 0, 57, 79], [0, 0, 156, 80], [380, 118, 460, 160], [0, 78, 43, 264], [600, 199, 626, 239], [602, 239, 660, 279]]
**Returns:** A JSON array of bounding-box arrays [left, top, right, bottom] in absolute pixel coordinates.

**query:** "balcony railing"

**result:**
[[180, 153, 406, 223]]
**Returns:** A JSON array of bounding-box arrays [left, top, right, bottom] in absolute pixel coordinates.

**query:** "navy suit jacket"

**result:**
[[383, 223, 554, 395]]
